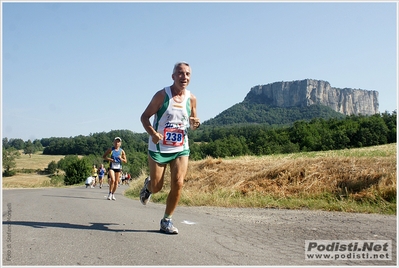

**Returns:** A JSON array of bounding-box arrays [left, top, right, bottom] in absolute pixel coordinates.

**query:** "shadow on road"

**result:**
[[42, 194, 109, 200], [3, 220, 160, 234]]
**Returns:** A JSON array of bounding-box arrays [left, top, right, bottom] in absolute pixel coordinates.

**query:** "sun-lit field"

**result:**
[[4, 144, 397, 214], [127, 143, 397, 214], [3, 152, 65, 188], [14, 151, 64, 170], [2, 173, 54, 188]]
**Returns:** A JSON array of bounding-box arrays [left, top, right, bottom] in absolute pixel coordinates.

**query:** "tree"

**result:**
[[2, 148, 21, 176], [64, 157, 91, 185], [355, 115, 389, 147], [2, 138, 10, 149], [46, 161, 58, 175], [33, 139, 44, 152], [381, 111, 397, 143], [57, 155, 80, 172], [24, 140, 35, 157], [125, 151, 148, 178], [9, 138, 25, 150], [188, 142, 203, 160]]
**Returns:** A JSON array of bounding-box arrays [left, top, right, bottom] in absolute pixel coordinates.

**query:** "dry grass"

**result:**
[[126, 143, 397, 214], [2, 174, 53, 188], [2, 152, 65, 188], [15, 151, 64, 170], [185, 155, 396, 199]]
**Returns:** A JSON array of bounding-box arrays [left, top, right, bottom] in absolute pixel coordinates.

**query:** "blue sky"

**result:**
[[2, 1, 397, 141]]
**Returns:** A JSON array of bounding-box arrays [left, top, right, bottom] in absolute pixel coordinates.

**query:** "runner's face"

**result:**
[[172, 64, 191, 89], [114, 139, 121, 147]]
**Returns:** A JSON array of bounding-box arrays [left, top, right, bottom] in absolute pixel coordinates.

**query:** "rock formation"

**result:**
[[244, 79, 379, 115]]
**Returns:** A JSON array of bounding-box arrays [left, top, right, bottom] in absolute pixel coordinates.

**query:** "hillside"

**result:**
[[203, 79, 378, 127], [203, 102, 345, 127]]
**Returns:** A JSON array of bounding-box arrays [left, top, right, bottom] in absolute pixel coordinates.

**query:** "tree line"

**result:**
[[189, 112, 396, 159], [2, 111, 396, 181], [2, 138, 43, 157]]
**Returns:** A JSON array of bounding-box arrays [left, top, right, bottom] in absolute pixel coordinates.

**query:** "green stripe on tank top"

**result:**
[[186, 96, 191, 117], [155, 90, 170, 151]]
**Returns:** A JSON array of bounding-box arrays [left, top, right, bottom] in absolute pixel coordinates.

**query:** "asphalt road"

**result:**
[[2, 186, 397, 266]]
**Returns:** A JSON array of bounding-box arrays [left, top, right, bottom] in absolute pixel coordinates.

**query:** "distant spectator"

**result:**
[[85, 176, 95, 188], [122, 172, 131, 185], [121, 172, 126, 185]]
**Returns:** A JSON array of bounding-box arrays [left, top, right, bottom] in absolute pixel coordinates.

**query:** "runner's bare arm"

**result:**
[[140, 89, 166, 143], [102, 148, 113, 162], [121, 150, 127, 163], [189, 93, 200, 130]]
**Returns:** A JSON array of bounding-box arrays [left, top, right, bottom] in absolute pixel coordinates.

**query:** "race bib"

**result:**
[[111, 162, 121, 169], [163, 128, 184, 146]]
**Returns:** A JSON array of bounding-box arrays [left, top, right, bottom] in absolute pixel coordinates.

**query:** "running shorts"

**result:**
[[149, 149, 190, 164]]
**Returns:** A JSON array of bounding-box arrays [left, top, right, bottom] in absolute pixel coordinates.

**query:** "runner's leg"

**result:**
[[108, 170, 115, 193], [148, 155, 167, 194], [164, 156, 188, 217], [113, 171, 120, 193]]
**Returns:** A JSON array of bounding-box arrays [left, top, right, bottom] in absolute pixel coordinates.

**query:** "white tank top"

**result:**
[[148, 87, 191, 153]]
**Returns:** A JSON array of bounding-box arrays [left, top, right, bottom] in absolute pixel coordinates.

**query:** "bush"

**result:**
[[2, 170, 17, 177], [50, 175, 65, 186], [57, 155, 79, 171], [46, 161, 58, 175], [64, 158, 91, 185]]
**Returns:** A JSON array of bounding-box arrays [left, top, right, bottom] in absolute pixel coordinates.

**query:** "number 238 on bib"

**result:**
[[163, 128, 184, 147]]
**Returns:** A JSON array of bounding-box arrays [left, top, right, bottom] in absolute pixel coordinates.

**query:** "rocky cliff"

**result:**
[[244, 79, 379, 115]]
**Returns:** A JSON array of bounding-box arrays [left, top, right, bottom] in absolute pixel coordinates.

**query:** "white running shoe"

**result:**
[[112, 194, 116, 200], [107, 193, 112, 200], [160, 218, 178, 234]]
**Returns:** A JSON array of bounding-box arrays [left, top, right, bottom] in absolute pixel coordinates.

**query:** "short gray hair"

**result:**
[[173, 61, 190, 74]]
